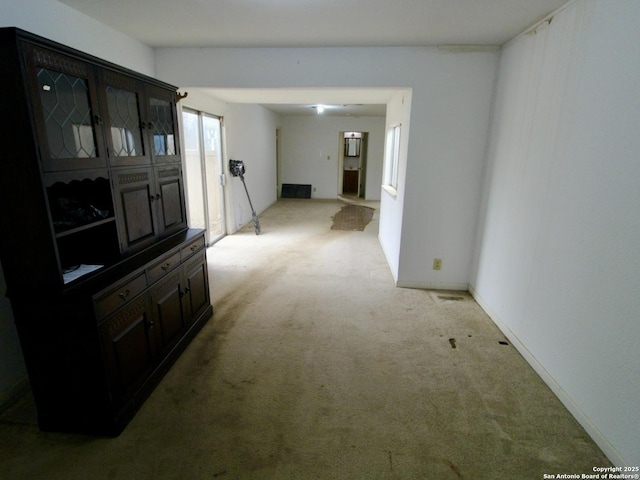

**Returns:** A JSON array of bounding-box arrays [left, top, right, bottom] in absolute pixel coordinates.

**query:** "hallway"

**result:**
[[0, 199, 609, 479]]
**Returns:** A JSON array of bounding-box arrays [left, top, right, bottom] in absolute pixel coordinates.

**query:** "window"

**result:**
[[383, 124, 401, 192]]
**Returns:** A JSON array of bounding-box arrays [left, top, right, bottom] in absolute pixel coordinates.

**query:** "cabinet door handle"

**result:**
[[155, 194, 161, 200], [190, 245, 198, 252], [118, 289, 130, 301], [93, 114, 102, 125], [161, 262, 171, 271], [147, 318, 155, 328]]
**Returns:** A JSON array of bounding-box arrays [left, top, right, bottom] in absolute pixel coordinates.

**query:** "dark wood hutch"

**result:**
[[0, 28, 213, 436]]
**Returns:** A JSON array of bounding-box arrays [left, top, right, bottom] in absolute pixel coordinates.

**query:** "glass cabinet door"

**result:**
[[25, 45, 106, 172], [147, 86, 180, 164], [99, 71, 149, 167]]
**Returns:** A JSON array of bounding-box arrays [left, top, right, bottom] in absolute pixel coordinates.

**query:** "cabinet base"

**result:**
[[37, 306, 213, 437]]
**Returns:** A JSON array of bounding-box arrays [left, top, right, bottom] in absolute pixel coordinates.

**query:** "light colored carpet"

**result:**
[[0, 198, 610, 479]]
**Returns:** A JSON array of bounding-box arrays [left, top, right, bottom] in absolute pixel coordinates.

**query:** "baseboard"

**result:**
[[468, 285, 628, 467], [396, 280, 469, 291], [0, 376, 30, 413]]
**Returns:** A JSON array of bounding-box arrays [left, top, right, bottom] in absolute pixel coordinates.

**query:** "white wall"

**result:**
[[0, 0, 155, 76], [471, 0, 640, 466], [224, 104, 280, 231], [379, 90, 412, 283], [396, 54, 497, 290], [179, 89, 227, 117], [155, 46, 498, 286], [279, 115, 385, 200]]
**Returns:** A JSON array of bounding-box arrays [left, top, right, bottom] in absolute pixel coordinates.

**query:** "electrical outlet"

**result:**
[[433, 258, 442, 270]]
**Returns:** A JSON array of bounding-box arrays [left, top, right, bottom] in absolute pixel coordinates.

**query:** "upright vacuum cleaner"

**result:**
[[229, 159, 261, 235]]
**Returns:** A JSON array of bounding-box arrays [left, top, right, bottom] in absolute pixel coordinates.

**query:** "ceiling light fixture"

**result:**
[[316, 104, 325, 114]]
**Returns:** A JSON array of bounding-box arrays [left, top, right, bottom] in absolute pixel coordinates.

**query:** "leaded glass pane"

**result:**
[[106, 86, 144, 157], [37, 68, 97, 159], [150, 98, 176, 156]]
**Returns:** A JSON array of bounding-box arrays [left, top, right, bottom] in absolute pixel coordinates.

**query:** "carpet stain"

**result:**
[[331, 205, 375, 231], [448, 459, 463, 478]]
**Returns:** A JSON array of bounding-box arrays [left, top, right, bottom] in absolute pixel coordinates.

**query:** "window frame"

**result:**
[[383, 124, 401, 196]]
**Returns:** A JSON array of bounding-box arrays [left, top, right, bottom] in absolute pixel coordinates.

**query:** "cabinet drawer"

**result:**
[[94, 272, 147, 320], [181, 235, 205, 261], [146, 250, 181, 284]]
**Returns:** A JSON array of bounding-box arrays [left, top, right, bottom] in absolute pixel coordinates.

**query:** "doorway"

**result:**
[[340, 131, 368, 199], [182, 109, 226, 245]]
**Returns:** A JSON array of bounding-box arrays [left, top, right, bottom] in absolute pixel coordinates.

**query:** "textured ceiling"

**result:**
[[56, 0, 569, 116], [58, 0, 568, 48]]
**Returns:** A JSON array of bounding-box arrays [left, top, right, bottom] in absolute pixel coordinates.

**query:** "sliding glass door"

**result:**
[[182, 109, 226, 245], [202, 115, 225, 243]]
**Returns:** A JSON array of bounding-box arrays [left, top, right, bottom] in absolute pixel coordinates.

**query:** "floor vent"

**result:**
[[437, 295, 464, 301]]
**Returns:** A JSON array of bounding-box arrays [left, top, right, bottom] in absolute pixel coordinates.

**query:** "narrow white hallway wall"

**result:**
[[224, 104, 280, 231], [471, 0, 640, 466], [379, 90, 412, 283]]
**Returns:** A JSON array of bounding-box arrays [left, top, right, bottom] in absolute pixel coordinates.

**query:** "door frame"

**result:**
[[180, 108, 227, 246], [338, 131, 368, 199]]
